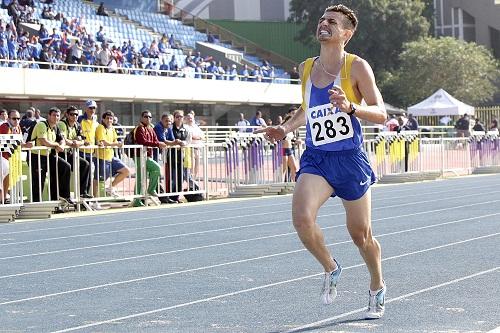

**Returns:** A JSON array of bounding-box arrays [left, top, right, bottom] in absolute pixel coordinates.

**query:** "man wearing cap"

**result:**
[[78, 99, 99, 196], [59, 106, 92, 199]]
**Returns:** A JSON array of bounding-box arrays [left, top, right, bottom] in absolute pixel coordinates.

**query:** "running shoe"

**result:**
[[366, 283, 386, 319], [320, 258, 342, 305]]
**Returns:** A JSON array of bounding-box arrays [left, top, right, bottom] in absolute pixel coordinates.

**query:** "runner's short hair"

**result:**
[[325, 4, 358, 31]]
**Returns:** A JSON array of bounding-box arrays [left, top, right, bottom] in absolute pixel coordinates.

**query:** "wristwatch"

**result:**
[[348, 102, 357, 116]]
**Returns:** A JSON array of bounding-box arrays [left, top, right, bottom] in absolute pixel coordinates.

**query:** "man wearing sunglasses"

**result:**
[[132, 110, 166, 207], [0, 109, 33, 202], [58, 106, 92, 199]]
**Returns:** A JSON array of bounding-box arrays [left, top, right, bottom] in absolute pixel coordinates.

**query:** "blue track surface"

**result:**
[[1, 175, 499, 332]]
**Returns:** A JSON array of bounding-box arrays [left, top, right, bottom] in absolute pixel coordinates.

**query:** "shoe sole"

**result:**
[[365, 311, 384, 319]]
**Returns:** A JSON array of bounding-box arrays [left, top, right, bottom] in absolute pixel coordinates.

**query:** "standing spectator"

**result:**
[[184, 111, 204, 178], [0, 108, 7, 124], [249, 110, 267, 128], [235, 113, 250, 133], [34, 108, 45, 121], [207, 32, 215, 43], [385, 114, 399, 131], [472, 118, 486, 133], [402, 114, 419, 131], [0, 109, 32, 202], [154, 113, 182, 204], [489, 118, 498, 133], [58, 106, 92, 198], [289, 66, 300, 84], [280, 114, 298, 182], [78, 100, 99, 199], [168, 110, 190, 202], [94, 110, 130, 197], [29, 107, 73, 204], [455, 114, 470, 137], [132, 110, 166, 207], [20, 107, 36, 134]]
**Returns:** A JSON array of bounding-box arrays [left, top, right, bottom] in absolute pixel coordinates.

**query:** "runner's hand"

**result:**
[[328, 85, 350, 113], [254, 126, 286, 142]]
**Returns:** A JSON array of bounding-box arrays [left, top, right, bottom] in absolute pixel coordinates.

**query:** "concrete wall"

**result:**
[[0, 67, 301, 105]]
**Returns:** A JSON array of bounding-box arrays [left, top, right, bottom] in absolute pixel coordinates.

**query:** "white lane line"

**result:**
[[4, 175, 498, 229], [1, 199, 499, 261], [1, 181, 497, 236], [284, 266, 500, 333], [48, 240, 500, 333], [1, 214, 498, 306], [3, 190, 500, 247], [487, 326, 500, 333]]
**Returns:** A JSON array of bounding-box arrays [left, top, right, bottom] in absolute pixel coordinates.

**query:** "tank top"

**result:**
[[301, 53, 363, 151]]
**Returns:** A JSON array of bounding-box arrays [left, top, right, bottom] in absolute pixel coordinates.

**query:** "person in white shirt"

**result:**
[[184, 111, 204, 177]]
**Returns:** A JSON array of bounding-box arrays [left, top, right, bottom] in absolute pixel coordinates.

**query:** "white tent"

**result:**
[[407, 89, 474, 116]]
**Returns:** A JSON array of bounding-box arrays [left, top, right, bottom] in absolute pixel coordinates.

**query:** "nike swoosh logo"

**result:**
[[360, 179, 370, 186]]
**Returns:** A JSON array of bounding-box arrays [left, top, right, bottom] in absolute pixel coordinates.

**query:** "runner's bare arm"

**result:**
[[330, 58, 387, 124]]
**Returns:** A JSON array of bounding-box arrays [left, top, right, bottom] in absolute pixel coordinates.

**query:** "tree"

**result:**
[[288, 0, 430, 76], [384, 37, 500, 107]]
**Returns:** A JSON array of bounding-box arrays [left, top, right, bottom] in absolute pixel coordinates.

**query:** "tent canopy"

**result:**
[[407, 89, 474, 116]]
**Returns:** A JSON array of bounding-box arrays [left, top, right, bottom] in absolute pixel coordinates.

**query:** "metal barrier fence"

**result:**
[[1, 131, 499, 222]]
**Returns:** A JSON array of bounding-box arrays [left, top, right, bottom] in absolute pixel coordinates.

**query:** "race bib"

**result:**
[[307, 104, 354, 146]]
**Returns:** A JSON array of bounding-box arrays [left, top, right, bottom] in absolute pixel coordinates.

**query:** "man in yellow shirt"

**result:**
[[58, 106, 92, 199], [29, 107, 73, 204], [94, 110, 130, 197], [78, 99, 99, 197]]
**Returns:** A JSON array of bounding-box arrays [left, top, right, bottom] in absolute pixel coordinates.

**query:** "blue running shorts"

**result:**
[[296, 146, 377, 201]]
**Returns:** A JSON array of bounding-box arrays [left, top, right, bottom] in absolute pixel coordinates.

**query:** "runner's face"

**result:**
[[316, 11, 348, 43]]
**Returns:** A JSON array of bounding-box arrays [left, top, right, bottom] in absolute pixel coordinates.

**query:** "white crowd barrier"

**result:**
[[1, 130, 499, 221]]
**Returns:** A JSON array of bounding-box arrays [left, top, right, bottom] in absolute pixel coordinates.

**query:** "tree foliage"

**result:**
[[288, 0, 430, 75], [384, 37, 500, 107]]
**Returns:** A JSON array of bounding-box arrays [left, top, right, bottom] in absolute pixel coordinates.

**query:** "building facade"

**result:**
[[174, 0, 290, 21], [434, 0, 500, 57]]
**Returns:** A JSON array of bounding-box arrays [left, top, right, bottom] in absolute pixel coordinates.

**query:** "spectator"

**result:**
[[132, 110, 167, 207], [235, 113, 250, 133], [455, 114, 470, 137], [94, 110, 130, 198], [289, 66, 300, 84], [154, 113, 182, 204], [184, 111, 204, 178], [0, 109, 32, 202], [70, 40, 83, 64], [168, 110, 190, 202], [96, 2, 108, 16], [168, 33, 176, 49], [207, 32, 215, 43], [281, 114, 298, 182], [385, 114, 399, 132], [20, 107, 36, 134], [78, 99, 99, 199], [472, 118, 486, 132], [489, 118, 498, 133], [58, 105, 92, 198], [402, 114, 419, 131], [29, 107, 73, 204], [249, 110, 267, 127], [0, 108, 7, 124]]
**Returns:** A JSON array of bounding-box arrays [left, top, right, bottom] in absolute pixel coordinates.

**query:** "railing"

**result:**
[[1, 130, 499, 222], [0, 58, 297, 84]]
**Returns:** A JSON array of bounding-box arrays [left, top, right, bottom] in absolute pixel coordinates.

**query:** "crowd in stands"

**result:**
[[0, 0, 293, 82], [0, 101, 205, 208]]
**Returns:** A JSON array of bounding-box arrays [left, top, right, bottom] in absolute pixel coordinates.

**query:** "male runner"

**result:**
[[256, 4, 387, 318]]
